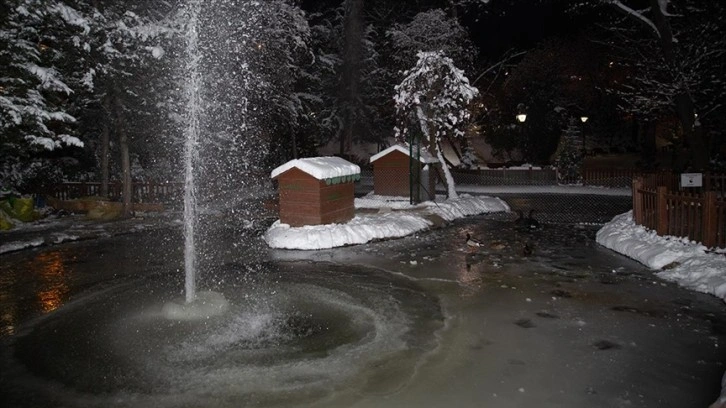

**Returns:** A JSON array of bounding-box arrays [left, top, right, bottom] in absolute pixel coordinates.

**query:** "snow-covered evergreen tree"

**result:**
[[554, 118, 583, 184], [459, 143, 479, 169], [247, 0, 317, 164], [304, 2, 388, 157], [0, 0, 85, 150], [0, 0, 90, 191], [394, 50, 478, 199], [0, 0, 172, 194], [387, 8, 475, 74]]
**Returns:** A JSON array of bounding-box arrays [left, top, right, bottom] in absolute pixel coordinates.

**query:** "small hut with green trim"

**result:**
[[271, 157, 361, 227]]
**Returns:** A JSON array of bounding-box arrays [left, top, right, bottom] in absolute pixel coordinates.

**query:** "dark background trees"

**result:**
[[2, 0, 725, 197]]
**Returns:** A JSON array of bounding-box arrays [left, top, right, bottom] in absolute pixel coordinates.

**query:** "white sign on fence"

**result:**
[[680, 173, 703, 188]]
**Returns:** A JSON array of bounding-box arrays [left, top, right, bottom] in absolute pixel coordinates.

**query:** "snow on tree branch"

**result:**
[[604, 0, 661, 38], [394, 51, 478, 198]]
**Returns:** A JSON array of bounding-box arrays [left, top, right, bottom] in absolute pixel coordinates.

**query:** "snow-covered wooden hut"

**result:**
[[369, 144, 438, 199], [271, 157, 361, 227]]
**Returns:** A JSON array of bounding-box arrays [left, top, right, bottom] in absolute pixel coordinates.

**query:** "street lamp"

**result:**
[[515, 104, 528, 157], [516, 103, 527, 124], [515, 111, 527, 159], [580, 116, 588, 156]]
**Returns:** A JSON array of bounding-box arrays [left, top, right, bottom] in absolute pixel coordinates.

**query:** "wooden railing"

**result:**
[[582, 168, 636, 187], [638, 172, 726, 196], [633, 177, 725, 248], [48, 182, 183, 203]]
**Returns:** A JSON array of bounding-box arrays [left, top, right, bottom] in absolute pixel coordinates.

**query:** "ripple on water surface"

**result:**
[[2, 262, 444, 408]]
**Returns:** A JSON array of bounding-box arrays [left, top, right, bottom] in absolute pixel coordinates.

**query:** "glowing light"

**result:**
[[516, 113, 527, 123], [34, 251, 71, 313], [580, 116, 589, 123]]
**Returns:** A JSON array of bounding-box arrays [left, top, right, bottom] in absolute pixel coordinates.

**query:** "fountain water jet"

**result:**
[[182, 0, 201, 304], [164, 0, 232, 318]]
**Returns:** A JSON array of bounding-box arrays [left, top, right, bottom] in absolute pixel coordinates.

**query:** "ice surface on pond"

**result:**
[[1, 262, 443, 407], [3, 208, 726, 407]]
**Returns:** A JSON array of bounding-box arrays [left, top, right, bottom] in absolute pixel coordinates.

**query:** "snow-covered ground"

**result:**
[[0, 237, 48, 254], [597, 211, 726, 302], [264, 184, 628, 251], [264, 194, 510, 250], [455, 184, 631, 196], [0, 212, 174, 255]]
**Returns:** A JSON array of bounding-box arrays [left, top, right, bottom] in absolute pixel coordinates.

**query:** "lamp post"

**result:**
[[580, 115, 588, 156], [514, 103, 528, 160], [516, 102, 527, 125], [516, 113, 527, 161]]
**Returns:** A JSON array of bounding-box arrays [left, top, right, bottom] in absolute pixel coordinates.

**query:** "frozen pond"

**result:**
[[1, 216, 725, 407]]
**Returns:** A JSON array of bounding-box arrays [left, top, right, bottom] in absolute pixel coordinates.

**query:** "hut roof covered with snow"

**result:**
[[271, 157, 361, 185], [369, 144, 438, 164]]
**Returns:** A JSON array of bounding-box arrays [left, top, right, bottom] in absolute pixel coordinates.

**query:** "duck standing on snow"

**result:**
[[466, 233, 483, 251]]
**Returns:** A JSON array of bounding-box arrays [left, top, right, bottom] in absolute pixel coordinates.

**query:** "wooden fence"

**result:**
[[583, 169, 726, 192], [639, 172, 726, 196], [632, 177, 725, 248], [48, 182, 183, 203], [582, 168, 636, 187]]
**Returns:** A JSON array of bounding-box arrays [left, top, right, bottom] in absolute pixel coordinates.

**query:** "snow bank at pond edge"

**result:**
[[596, 211, 726, 302], [264, 195, 509, 250]]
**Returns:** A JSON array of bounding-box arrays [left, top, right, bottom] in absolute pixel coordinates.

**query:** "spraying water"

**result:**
[[182, 0, 202, 303]]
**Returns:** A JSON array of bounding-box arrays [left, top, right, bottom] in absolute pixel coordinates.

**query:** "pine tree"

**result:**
[[554, 119, 583, 184], [0, 0, 89, 192]]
